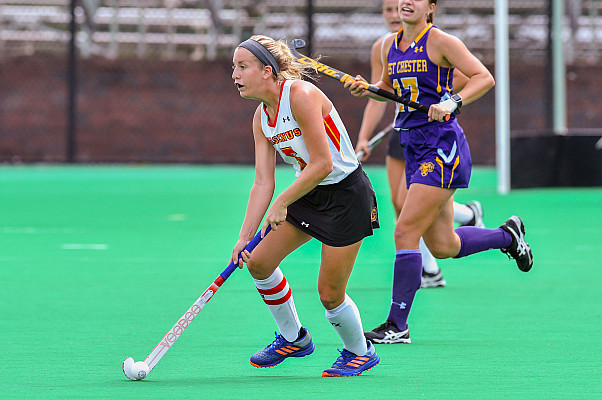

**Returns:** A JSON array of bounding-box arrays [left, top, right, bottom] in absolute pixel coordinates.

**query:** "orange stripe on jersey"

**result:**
[[323, 115, 341, 152]]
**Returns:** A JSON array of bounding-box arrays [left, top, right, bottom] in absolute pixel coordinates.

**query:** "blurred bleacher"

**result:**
[[0, 0, 600, 63]]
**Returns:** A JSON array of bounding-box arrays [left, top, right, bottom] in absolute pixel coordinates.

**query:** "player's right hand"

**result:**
[[344, 75, 368, 98], [355, 139, 372, 161], [231, 238, 251, 268], [428, 99, 456, 122]]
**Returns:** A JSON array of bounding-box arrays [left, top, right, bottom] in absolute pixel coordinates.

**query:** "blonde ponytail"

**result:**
[[248, 35, 317, 81]]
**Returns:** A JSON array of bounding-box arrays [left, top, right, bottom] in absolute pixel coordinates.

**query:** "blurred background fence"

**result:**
[[1, 0, 601, 165]]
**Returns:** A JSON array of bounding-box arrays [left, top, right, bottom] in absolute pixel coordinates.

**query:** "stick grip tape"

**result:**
[[220, 225, 272, 280], [366, 85, 450, 121]]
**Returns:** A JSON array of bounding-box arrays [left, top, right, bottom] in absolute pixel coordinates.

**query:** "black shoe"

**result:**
[[500, 216, 533, 272], [364, 320, 411, 344], [421, 269, 446, 288]]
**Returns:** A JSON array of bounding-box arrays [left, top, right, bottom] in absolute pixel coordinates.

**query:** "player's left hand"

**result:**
[[264, 203, 287, 232]]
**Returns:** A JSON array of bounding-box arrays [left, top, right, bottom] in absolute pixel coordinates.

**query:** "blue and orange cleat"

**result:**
[[249, 327, 314, 368], [322, 340, 380, 377]]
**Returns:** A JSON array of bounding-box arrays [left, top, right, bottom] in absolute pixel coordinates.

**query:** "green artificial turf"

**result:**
[[1, 165, 600, 399]]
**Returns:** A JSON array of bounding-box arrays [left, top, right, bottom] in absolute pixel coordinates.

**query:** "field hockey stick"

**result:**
[[122, 225, 271, 380], [356, 124, 396, 160], [287, 39, 449, 121]]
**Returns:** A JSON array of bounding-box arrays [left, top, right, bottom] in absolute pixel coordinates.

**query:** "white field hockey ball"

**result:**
[[130, 361, 149, 380]]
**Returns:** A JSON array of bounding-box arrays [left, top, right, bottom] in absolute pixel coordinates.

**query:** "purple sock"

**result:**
[[387, 249, 422, 331], [455, 226, 513, 258]]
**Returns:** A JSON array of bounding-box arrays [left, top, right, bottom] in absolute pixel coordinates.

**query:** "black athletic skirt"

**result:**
[[286, 165, 379, 247], [387, 127, 405, 160]]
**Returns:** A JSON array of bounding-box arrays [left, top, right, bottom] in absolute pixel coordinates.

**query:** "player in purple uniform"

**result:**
[[356, 0, 485, 293], [346, 0, 533, 343], [231, 35, 380, 376]]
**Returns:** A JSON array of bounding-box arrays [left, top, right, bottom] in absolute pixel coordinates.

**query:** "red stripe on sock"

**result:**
[[263, 287, 292, 305], [256, 276, 288, 295]]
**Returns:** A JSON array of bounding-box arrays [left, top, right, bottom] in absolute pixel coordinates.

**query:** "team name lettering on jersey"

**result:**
[[388, 60, 428, 75], [269, 128, 302, 145], [389, 25, 454, 128], [261, 80, 357, 184]]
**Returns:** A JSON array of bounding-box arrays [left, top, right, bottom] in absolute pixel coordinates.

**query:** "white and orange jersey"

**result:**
[[260, 79, 358, 185]]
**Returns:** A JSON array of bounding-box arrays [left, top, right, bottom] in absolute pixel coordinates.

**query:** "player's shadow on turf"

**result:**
[[134, 375, 323, 385]]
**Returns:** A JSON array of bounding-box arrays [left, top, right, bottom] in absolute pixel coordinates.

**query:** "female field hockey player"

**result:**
[[356, 0, 486, 296], [346, 0, 533, 343], [230, 35, 380, 377]]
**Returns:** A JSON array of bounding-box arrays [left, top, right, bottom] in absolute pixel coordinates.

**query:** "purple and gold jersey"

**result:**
[[388, 24, 454, 129]]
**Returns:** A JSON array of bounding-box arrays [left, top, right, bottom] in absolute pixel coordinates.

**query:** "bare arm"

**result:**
[[245, 81, 333, 240], [453, 69, 469, 93], [356, 36, 391, 161], [231, 106, 276, 265], [269, 81, 333, 210], [427, 28, 494, 121]]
